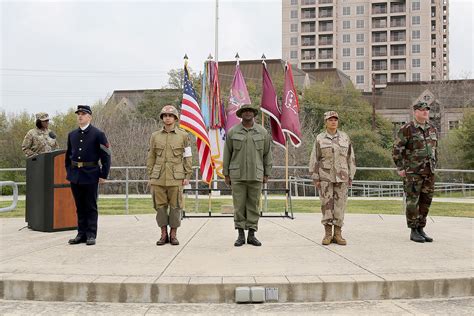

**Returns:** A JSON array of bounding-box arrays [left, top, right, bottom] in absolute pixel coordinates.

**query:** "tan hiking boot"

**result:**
[[333, 225, 347, 245], [322, 224, 333, 245]]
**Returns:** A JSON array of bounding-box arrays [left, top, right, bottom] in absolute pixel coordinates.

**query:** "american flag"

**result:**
[[179, 63, 214, 183]]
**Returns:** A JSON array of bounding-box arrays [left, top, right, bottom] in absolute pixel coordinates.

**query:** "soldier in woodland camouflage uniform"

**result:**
[[22, 112, 58, 158], [309, 111, 356, 246], [393, 101, 437, 243]]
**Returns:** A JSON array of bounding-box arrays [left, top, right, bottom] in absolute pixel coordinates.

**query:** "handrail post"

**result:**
[[125, 167, 129, 214]]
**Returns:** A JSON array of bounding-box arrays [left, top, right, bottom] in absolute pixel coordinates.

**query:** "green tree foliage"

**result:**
[[136, 90, 181, 120], [454, 110, 474, 170]]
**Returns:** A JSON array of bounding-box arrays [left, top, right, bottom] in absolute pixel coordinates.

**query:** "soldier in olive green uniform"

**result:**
[[22, 112, 58, 158], [393, 101, 437, 243], [146, 105, 192, 246], [309, 111, 356, 246], [223, 104, 272, 247]]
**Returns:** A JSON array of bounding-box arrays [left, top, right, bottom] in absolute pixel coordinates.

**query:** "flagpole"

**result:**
[[261, 53, 266, 126], [215, 0, 219, 62], [285, 138, 289, 216]]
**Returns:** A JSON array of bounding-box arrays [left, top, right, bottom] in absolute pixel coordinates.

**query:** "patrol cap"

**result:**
[[159, 105, 179, 120], [413, 101, 430, 111], [35, 112, 50, 121], [324, 111, 339, 120], [236, 104, 259, 118], [75, 105, 92, 115]]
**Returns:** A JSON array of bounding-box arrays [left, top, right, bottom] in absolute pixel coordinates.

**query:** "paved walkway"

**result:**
[[0, 214, 472, 303]]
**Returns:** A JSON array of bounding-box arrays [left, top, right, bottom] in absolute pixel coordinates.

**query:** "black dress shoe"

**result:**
[[68, 235, 86, 245], [86, 237, 96, 246], [417, 227, 433, 242], [410, 228, 425, 243], [247, 229, 262, 246]]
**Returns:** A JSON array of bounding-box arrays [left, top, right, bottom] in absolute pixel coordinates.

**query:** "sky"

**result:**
[[0, 0, 473, 117]]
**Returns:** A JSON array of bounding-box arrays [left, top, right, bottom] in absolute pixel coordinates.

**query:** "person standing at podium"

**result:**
[[22, 112, 58, 158], [66, 105, 111, 246]]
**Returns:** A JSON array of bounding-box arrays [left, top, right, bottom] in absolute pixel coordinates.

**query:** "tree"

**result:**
[[136, 90, 181, 120], [165, 67, 200, 91]]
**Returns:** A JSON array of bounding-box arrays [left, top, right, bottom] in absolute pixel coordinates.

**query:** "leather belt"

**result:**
[[72, 161, 98, 168]]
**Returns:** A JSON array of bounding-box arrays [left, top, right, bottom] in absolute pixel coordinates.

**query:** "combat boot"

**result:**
[[169, 228, 179, 245], [156, 226, 169, 246], [322, 225, 332, 245], [234, 228, 245, 247], [410, 228, 425, 243], [247, 229, 262, 246], [417, 227, 433, 242], [333, 226, 347, 246]]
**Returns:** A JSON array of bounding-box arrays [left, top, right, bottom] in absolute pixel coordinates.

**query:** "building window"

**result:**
[[343, 7, 351, 16], [290, 37, 298, 46], [412, 30, 421, 39], [449, 121, 460, 130], [290, 50, 298, 59], [412, 58, 421, 68], [343, 62, 351, 70], [412, 73, 421, 81], [343, 21, 350, 29], [412, 44, 420, 53], [343, 34, 350, 43], [412, 16, 420, 25], [356, 5, 364, 15], [356, 75, 364, 84], [356, 47, 364, 56], [290, 23, 298, 32], [291, 0, 298, 5], [290, 10, 298, 19], [412, 1, 420, 11], [343, 48, 351, 57], [356, 33, 364, 42], [356, 61, 364, 70], [356, 20, 364, 28]]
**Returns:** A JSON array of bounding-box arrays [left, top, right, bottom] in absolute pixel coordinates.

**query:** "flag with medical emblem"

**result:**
[[281, 61, 302, 147]]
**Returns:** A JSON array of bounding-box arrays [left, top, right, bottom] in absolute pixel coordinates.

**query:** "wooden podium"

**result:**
[[26, 150, 77, 232]]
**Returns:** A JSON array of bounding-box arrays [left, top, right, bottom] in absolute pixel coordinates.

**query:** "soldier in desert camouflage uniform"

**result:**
[[21, 112, 58, 158], [309, 111, 356, 246], [393, 101, 437, 243]]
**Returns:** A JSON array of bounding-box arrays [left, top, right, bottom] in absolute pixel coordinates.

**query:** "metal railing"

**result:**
[[1, 166, 473, 214], [0, 181, 18, 213]]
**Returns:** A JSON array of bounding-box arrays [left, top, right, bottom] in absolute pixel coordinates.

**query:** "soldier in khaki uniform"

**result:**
[[223, 104, 272, 247], [146, 105, 192, 246], [309, 111, 356, 246], [22, 112, 58, 158]]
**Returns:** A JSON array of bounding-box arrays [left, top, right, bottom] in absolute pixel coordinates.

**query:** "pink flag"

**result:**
[[261, 61, 286, 149], [226, 63, 251, 133], [281, 62, 302, 147]]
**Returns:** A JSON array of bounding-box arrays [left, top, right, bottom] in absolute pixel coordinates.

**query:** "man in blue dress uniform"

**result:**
[[66, 105, 111, 246]]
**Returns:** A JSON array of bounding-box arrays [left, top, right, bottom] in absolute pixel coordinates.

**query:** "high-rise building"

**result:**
[[282, 0, 449, 92]]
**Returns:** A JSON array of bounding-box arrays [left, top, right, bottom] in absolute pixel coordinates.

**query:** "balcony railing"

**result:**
[[318, 53, 333, 59], [372, 7, 387, 14], [390, 21, 406, 27], [391, 64, 406, 70], [373, 21, 387, 28], [302, 41, 316, 46], [302, 55, 316, 60], [390, 35, 406, 41], [319, 12, 333, 18], [391, 76, 406, 83], [373, 50, 388, 57], [319, 26, 333, 32], [390, 5, 405, 13], [374, 78, 388, 84], [319, 40, 333, 45], [372, 65, 388, 71], [302, 13, 316, 19], [373, 35, 387, 42], [319, 0, 333, 4], [301, 0, 316, 5], [302, 27, 316, 33], [391, 50, 406, 56]]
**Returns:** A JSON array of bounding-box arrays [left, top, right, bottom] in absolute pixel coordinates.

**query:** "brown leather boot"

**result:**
[[322, 225, 332, 245], [333, 226, 347, 245], [156, 226, 168, 246], [169, 228, 179, 245]]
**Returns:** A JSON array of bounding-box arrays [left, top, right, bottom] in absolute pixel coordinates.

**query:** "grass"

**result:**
[[1, 197, 472, 218]]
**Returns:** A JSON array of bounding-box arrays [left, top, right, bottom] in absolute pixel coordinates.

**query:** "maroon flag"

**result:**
[[281, 62, 302, 147], [261, 61, 286, 149]]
